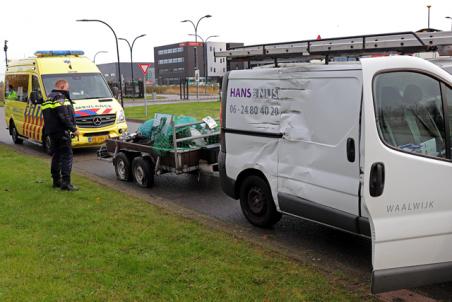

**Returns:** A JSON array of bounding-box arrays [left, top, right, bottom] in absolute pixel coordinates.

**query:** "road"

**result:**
[[1, 107, 451, 301]]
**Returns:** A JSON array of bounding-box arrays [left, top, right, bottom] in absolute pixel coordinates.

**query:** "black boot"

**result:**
[[52, 178, 62, 188], [61, 182, 79, 191]]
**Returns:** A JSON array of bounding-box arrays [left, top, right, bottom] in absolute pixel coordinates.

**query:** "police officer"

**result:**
[[42, 79, 80, 191]]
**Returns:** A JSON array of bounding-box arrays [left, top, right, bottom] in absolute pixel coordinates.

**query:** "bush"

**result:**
[[146, 85, 219, 95]]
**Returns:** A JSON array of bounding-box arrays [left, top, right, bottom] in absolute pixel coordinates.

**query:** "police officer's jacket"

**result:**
[[42, 90, 77, 136]]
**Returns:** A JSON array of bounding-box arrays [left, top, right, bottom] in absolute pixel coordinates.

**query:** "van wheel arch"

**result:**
[[9, 119, 23, 144], [235, 169, 271, 199]]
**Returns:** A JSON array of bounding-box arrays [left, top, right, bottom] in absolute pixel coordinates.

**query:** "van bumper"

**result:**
[[71, 122, 128, 148], [219, 151, 237, 199]]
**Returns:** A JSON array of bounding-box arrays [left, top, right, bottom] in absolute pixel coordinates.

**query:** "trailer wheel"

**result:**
[[132, 157, 154, 188], [239, 175, 282, 228], [114, 152, 132, 181]]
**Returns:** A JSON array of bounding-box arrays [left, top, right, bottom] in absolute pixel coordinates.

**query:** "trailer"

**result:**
[[98, 116, 220, 188]]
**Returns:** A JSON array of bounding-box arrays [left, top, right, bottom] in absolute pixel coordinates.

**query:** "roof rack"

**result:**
[[215, 31, 452, 63]]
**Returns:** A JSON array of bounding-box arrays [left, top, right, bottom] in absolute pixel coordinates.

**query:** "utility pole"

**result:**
[[119, 34, 146, 100], [181, 14, 212, 100], [3, 40, 8, 67]]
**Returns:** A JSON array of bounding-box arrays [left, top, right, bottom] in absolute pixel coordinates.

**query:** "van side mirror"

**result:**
[[30, 90, 43, 104]]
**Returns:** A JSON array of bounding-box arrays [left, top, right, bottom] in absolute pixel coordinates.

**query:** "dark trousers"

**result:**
[[50, 134, 73, 184]]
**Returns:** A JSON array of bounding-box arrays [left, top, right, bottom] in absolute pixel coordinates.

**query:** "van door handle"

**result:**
[[347, 138, 355, 162], [369, 162, 385, 197]]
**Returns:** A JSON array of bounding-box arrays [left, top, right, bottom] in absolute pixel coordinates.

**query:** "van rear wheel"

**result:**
[[10, 122, 23, 144], [239, 175, 281, 228]]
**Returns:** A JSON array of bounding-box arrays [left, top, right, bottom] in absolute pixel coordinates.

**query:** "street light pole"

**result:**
[[446, 16, 452, 31], [181, 14, 212, 100], [119, 34, 146, 100], [93, 50, 108, 64], [3, 40, 8, 67], [189, 34, 219, 96], [76, 19, 124, 107], [427, 5, 432, 29]]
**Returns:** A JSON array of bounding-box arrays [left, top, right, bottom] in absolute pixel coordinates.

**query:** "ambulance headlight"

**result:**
[[117, 109, 126, 123]]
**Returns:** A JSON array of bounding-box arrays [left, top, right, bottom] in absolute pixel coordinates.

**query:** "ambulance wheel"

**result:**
[[132, 157, 154, 188], [10, 122, 23, 144], [114, 152, 132, 182], [239, 175, 282, 228], [43, 135, 52, 155]]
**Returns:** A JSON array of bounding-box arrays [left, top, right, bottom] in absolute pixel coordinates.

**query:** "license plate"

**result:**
[[89, 135, 109, 144]]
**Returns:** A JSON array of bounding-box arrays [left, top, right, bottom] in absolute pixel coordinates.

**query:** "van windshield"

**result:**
[[42, 73, 112, 100]]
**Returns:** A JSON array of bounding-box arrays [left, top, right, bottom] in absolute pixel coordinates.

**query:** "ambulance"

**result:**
[[3, 50, 127, 153], [216, 31, 452, 293]]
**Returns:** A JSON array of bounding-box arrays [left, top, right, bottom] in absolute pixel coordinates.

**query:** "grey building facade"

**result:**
[[154, 42, 205, 85], [154, 42, 244, 85], [97, 62, 155, 84]]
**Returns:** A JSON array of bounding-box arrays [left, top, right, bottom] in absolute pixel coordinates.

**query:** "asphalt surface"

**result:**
[[1, 107, 451, 301]]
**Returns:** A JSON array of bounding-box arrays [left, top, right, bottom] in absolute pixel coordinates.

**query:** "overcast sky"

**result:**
[[1, 0, 451, 79]]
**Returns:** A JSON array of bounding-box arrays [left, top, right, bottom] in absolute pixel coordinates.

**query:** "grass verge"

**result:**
[[0, 145, 370, 301], [124, 101, 220, 121]]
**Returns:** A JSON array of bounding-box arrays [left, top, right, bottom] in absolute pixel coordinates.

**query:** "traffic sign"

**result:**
[[194, 69, 200, 82], [138, 63, 151, 76]]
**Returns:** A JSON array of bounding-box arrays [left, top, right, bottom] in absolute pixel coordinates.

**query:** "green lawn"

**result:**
[[125, 101, 220, 121], [0, 145, 371, 301]]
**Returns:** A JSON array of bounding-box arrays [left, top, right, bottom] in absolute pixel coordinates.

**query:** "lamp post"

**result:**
[[181, 14, 212, 100], [3, 40, 8, 67], [446, 16, 452, 31], [119, 34, 146, 99], [76, 19, 124, 107], [427, 5, 432, 29], [93, 50, 108, 64], [189, 34, 219, 96]]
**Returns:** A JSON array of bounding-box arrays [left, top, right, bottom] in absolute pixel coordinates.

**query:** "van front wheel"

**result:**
[[239, 175, 281, 228]]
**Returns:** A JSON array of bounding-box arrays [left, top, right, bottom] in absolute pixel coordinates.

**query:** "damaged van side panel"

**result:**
[[225, 67, 363, 221]]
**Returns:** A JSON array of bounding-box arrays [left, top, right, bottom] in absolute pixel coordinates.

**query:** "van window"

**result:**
[[5, 74, 29, 102], [374, 72, 446, 159], [42, 73, 112, 100]]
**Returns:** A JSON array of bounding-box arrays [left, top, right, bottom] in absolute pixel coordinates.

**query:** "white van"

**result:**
[[217, 32, 452, 293]]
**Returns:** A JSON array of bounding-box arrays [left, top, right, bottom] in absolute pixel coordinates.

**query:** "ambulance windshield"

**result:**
[[42, 73, 112, 100]]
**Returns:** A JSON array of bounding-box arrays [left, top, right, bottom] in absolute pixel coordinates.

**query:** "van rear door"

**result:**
[[361, 57, 452, 293]]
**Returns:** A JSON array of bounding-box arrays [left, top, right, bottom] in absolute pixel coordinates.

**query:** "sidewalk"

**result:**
[[123, 94, 219, 107]]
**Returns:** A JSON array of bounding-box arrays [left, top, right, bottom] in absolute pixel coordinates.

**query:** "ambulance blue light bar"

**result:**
[[34, 50, 85, 57]]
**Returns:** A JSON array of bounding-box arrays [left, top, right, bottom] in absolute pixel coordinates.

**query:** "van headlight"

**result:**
[[117, 109, 126, 123]]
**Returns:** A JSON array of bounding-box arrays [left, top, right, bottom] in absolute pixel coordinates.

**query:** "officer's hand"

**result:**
[[73, 130, 80, 137]]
